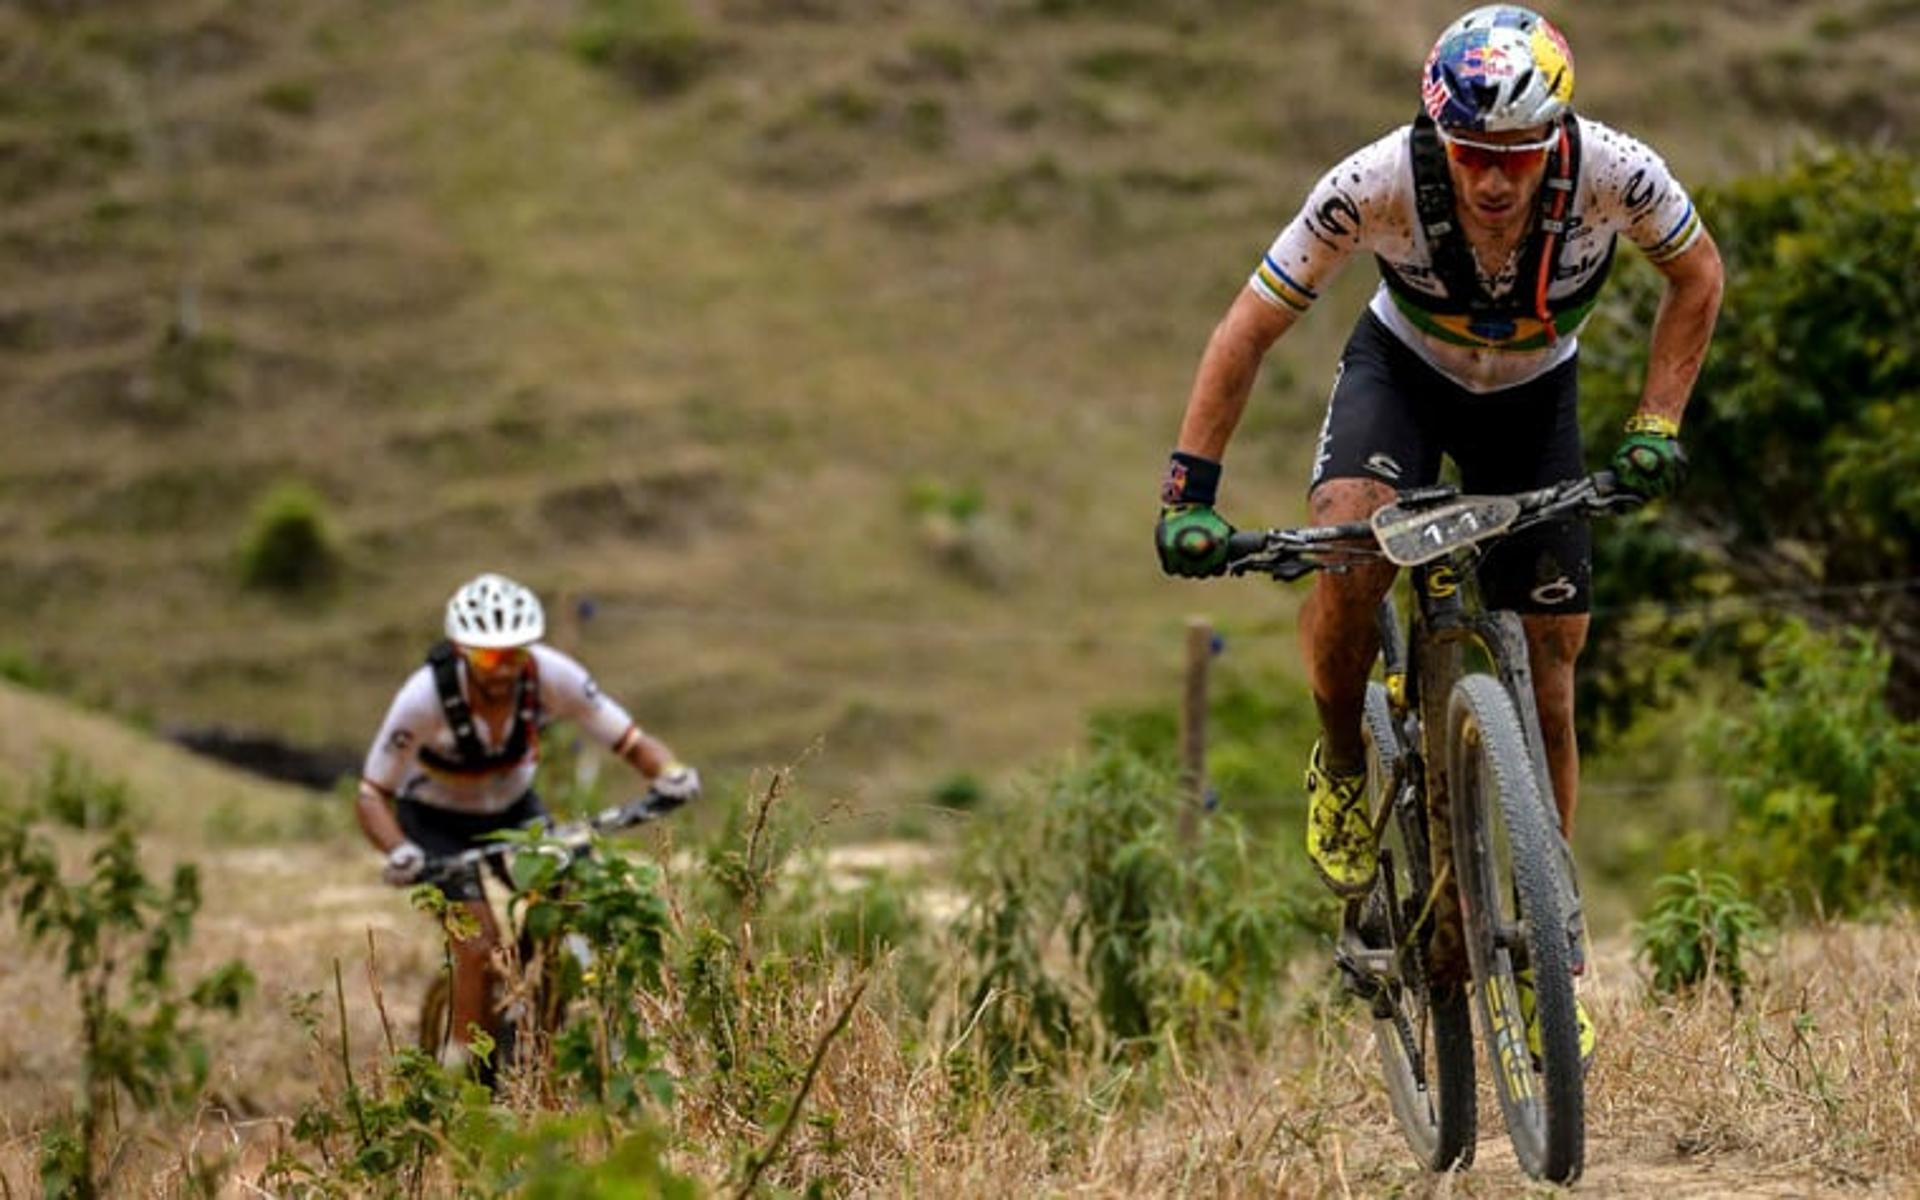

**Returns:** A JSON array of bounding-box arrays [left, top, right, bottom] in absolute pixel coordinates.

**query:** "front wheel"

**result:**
[[1362, 682, 1477, 1171], [1448, 674, 1584, 1183], [418, 969, 451, 1058]]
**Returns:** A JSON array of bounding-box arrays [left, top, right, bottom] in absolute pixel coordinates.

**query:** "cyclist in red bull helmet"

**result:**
[[355, 572, 701, 1074], [1156, 6, 1723, 1064]]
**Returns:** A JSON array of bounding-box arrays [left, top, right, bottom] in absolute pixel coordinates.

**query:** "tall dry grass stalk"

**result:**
[[649, 919, 1919, 1197]]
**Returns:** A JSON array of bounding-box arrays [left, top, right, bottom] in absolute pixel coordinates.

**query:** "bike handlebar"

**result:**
[[412, 787, 679, 889], [1225, 471, 1640, 581]]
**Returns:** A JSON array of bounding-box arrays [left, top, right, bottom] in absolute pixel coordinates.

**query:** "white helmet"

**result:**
[[1422, 6, 1575, 133], [444, 572, 545, 648]]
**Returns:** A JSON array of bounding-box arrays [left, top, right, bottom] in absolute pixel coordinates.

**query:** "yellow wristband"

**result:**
[[1623, 412, 1680, 438]]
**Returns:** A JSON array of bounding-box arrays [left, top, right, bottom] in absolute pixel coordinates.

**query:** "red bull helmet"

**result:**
[[1422, 5, 1575, 132]]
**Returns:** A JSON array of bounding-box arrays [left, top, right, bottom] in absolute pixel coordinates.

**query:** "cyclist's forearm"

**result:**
[[1638, 230, 1723, 428], [356, 781, 406, 853], [1177, 289, 1298, 461], [615, 726, 678, 779]]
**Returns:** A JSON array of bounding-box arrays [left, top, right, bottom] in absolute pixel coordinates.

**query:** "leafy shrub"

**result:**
[[931, 771, 985, 810], [256, 78, 317, 117], [571, 0, 725, 97], [1701, 620, 1920, 914], [949, 743, 1314, 1083], [33, 746, 136, 830], [0, 799, 254, 1196], [1579, 150, 1920, 737], [0, 644, 63, 691], [237, 481, 341, 594], [1634, 868, 1769, 1001]]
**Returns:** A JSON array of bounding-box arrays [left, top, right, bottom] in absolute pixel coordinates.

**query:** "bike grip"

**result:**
[[1225, 531, 1269, 558], [1591, 469, 1619, 496]]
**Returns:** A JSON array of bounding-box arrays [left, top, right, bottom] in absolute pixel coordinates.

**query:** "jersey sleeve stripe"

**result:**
[[1643, 202, 1701, 263], [1252, 259, 1315, 312]]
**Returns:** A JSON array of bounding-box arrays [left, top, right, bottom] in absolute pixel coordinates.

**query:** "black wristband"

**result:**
[[1161, 451, 1222, 506]]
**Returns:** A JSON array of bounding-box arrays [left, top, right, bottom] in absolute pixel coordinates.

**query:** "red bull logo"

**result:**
[[1456, 40, 1517, 83]]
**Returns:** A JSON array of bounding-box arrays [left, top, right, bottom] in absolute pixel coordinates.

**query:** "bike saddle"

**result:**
[[1391, 483, 1460, 511]]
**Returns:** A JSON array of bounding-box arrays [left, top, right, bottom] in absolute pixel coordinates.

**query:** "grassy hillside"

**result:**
[[4, 0, 1917, 803]]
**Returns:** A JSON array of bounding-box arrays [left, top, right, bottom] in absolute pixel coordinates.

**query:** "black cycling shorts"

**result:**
[[396, 791, 548, 903], [1309, 311, 1592, 615]]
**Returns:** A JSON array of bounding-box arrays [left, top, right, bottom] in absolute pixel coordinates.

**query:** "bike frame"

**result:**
[[1371, 508, 1596, 979]]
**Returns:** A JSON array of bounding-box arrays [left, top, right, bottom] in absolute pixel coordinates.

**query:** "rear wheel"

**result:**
[[1362, 682, 1477, 1171], [1448, 674, 1583, 1183]]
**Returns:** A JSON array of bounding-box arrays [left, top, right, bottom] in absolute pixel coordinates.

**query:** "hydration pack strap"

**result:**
[[423, 641, 540, 774], [1530, 119, 1581, 345], [1409, 113, 1479, 309], [1405, 112, 1581, 328], [426, 640, 489, 763]]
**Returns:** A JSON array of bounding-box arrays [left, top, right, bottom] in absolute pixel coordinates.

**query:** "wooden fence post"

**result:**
[[1179, 616, 1213, 847]]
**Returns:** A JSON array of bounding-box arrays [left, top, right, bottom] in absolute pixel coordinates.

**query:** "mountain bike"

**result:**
[[1224, 471, 1639, 1183], [413, 790, 678, 1082]]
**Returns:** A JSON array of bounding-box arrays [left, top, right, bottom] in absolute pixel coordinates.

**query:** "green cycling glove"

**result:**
[[1156, 451, 1234, 577], [1609, 414, 1688, 499], [1157, 504, 1235, 577]]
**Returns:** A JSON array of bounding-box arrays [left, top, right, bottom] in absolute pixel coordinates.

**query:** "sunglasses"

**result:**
[[1438, 128, 1557, 173], [463, 646, 529, 673]]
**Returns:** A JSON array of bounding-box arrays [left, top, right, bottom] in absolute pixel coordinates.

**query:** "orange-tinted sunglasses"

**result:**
[[1439, 128, 1556, 174], [463, 645, 529, 673]]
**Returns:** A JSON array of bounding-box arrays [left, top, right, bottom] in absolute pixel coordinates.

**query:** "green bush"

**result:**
[[930, 771, 985, 810], [1700, 620, 1920, 914], [0, 801, 254, 1197], [238, 481, 341, 594], [33, 746, 136, 830], [949, 743, 1315, 1083], [0, 644, 63, 691], [1634, 868, 1768, 1001], [1579, 150, 1920, 737], [571, 0, 725, 97]]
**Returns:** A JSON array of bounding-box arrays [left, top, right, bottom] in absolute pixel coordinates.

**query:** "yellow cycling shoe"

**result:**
[[1305, 740, 1376, 897], [1515, 965, 1596, 1072]]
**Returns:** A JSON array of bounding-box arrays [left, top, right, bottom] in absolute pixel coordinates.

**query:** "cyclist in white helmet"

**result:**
[[355, 572, 701, 1073], [1155, 6, 1723, 1064]]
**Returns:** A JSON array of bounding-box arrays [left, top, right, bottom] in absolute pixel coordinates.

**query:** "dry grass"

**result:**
[[15, 901, 1915, 1196]]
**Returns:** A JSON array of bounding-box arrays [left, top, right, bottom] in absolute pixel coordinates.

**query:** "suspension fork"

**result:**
[[1459, 607, 1588, 968]]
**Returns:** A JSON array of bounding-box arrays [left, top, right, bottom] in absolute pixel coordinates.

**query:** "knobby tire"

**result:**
[[1362, 681, 1477, 1171], [1448, 673, 1584, 1183]]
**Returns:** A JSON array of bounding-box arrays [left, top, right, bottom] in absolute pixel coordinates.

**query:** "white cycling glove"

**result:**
[[382, 840, 427, 886], [653, 763, 701, 807]]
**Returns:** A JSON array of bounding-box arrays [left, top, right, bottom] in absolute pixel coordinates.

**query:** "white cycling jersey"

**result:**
[[1250, 116, 1703, 393], [361, 644, 637, 815]]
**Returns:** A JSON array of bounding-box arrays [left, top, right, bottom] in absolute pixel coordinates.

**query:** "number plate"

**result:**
[[1370, 496, 1521, 566]]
